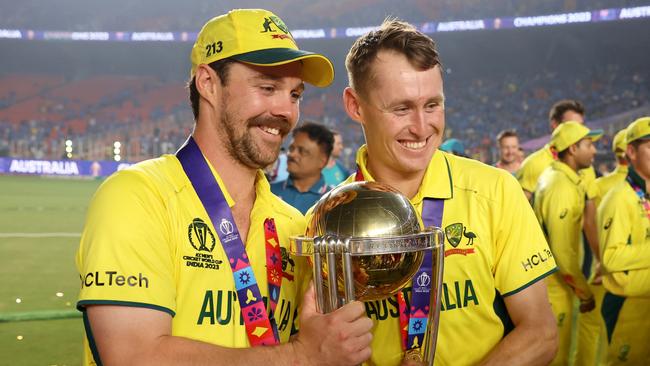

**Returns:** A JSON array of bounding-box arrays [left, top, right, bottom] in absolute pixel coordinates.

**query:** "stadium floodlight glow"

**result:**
[[113, 141, 122, 162]]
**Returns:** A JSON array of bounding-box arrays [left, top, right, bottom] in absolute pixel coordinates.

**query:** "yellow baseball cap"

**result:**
[[625, 116, 650, 144], [190, 9, 334, 87], [550, 121, 603, 152], [612, 128, 627, 154]]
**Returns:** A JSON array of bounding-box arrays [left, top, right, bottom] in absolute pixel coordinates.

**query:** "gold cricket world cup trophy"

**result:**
[[290, 181, 445, 364]]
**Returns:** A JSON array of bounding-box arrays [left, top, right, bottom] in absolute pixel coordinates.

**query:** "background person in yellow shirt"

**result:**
[[517, 100, 601, 299], [76, 9, 374, 366], [533, 121, 603, 366], [593, 128, 628, 209], [517, 99, 590, 200], [598, 116, 650, 365], [341, 19, 558, 366]]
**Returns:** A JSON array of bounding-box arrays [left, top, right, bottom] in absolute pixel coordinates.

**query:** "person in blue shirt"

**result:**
[[271, 122, 335, 214], [322, 131, 351, 186]]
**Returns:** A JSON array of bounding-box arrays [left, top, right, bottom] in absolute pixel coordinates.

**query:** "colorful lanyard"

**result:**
[[627, 176, 650, 222], [177, 137, 282, 346], [355, 167, 444, 352]]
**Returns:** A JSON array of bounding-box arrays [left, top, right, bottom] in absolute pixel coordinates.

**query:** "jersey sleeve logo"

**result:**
[[559, 208, 568, 219], [603, 217, 613, 230]]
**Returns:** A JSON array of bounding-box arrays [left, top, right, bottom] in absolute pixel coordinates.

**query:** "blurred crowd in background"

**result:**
[[1, 0, 649, 177], [1, 63, 647, 172]]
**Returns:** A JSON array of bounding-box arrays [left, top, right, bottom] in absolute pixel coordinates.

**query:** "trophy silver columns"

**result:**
[[290, 181, 445, 364]]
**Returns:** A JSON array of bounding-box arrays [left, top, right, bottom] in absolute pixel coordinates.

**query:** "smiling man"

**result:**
[[75, 9, 373, 366], [271, 122, 334, 214], [495, 129, 521, 174], [341, 19, 558, 366]]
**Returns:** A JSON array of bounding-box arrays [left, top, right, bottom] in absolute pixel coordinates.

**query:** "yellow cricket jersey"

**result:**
[[517, 145, 597, 198], [76, 155, 310, 365], [347, 146, 557, 366], [597, 171, 650, 298], [593, 165, 628, 208], [533, 161, 593, 301]]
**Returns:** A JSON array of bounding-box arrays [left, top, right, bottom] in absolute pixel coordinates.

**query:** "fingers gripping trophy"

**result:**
[[291, 181, 445, 365]]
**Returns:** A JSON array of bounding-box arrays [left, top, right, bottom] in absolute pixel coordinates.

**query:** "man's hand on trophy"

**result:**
[[292, 283, 373, 365]]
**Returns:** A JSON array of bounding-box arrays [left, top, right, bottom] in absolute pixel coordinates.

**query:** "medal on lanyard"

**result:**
[[177, 137, 281, 346], [627, 176, 650, 221]]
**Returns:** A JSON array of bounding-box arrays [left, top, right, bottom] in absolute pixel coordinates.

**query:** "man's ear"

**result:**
[[194, 64, 221, 109], [626, 143, 637, 163], [343, 87, 364, 125]]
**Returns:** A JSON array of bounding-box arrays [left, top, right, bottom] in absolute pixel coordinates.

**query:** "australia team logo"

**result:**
[[188, 218, 216, 252], [260, 16, 293, 41], [444, 222, 476, 257], [445, 223, 463, 248], [270, 16, 289, 34]]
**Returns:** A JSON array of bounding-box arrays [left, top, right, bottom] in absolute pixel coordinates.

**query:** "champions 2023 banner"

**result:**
[[0, 158, 132, 178]]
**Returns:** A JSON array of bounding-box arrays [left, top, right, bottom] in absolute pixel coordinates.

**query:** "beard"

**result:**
[[218, 99, 291, 169]]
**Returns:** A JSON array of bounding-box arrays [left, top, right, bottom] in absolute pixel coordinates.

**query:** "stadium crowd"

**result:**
[[3, 62, 646, 171]]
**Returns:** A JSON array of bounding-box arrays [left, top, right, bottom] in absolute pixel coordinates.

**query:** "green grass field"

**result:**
[[0, 175, 102, 365]]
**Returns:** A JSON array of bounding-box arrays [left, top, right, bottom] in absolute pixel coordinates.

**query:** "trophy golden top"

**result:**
[[294, 181, 431, 301]]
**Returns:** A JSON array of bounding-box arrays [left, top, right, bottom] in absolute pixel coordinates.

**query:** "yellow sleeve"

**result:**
[[598, 191, 650, 273], [598, 188, 650, 297], [593, 178, 605, 208], [580, 166, 598, 200], [539, 182, 593, 300], [516, 156, 541, 194], [494, 173, 557, 296], [75, 169, 176, 313]]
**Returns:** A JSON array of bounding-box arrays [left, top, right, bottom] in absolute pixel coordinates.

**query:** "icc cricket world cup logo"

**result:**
[[415, 271, 431, 293], [188, 218, 216, 252], [219, 218, 234, 235]]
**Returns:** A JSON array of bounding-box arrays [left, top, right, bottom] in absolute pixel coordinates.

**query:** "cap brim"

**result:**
[[586, 129, 603, 141], [233, 48, 334, 88]]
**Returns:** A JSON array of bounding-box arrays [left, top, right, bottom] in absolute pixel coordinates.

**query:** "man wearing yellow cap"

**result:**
[[594, 128, 628, 208], [516, 100, 601, 297], [533, 121, 602, 366], [517, 100, 596, 200], [75, 9, 373, 366], [341, 19, 558, 366], [598, 116, 650, 365]]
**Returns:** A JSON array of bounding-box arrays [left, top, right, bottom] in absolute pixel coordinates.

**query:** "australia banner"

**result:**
[[0, 158, 132, 177]]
